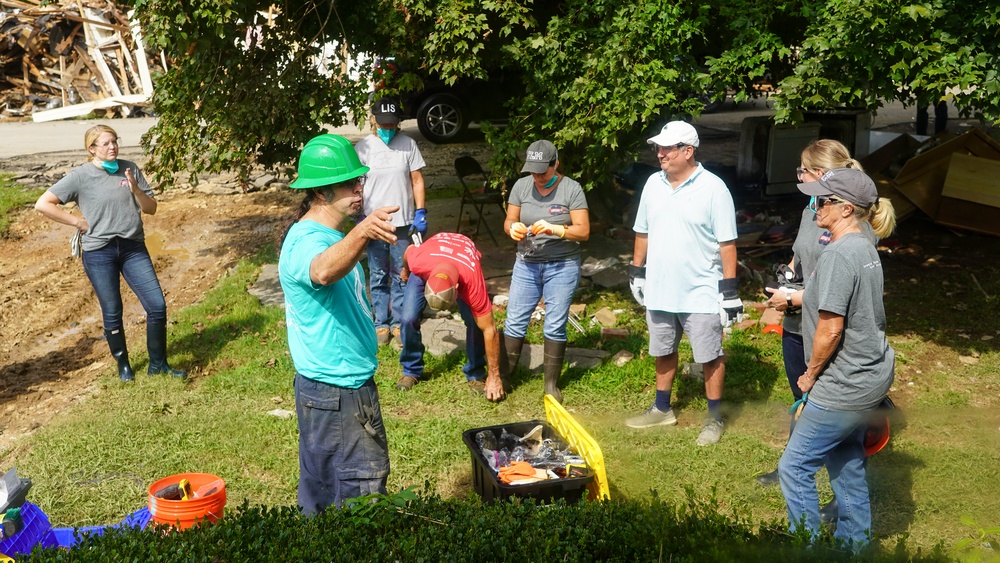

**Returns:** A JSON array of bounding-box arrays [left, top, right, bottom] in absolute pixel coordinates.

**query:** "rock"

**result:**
[[611, 350, 633, 366], [267, 408, 295, 419], [580, 256, 619, 277], [253, 173, 276, 188], [601, 327, 629, 341], [570, 303, 586, 317], [589, 265, 628, 289], [492, 294, 509, 307], [683, 362, 704, 380], [759, 307, 783, 326], [249, 264, 285, 308], [735, 318, 758, 331], [195, 181, 240, 195], [592, 306, 617, 327]]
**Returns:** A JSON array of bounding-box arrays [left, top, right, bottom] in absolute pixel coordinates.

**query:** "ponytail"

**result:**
[[869, 198, 897, 240]]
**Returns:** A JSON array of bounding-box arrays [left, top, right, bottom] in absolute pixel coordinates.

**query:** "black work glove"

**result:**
[[718, 277, 743, 327]]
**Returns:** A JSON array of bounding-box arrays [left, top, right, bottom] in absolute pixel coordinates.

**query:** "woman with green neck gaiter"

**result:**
[[34, 124, 187, 382]]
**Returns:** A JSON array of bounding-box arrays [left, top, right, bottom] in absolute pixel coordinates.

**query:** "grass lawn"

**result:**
[[2, 211, 998, 557], [0, 174, 44, 235]]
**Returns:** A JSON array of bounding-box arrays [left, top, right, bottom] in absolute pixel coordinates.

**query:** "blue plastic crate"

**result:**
[[0, 502, 58, 557], [52, 507, 151, 549]]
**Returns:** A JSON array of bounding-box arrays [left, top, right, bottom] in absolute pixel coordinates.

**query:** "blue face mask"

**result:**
[[808, 196, 817, 213], [377, 128, 396, 145], [543, 174, 559, 188], [101, 159, 120, 174]]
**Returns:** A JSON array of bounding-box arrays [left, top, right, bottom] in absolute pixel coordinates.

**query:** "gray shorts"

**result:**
[[647, 310, 723, 363]]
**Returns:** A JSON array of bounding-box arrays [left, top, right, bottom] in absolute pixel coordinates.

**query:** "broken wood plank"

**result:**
[[31, 93, 148, 122]]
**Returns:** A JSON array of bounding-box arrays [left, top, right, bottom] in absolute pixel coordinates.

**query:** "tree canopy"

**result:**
[[130, 0, 1000, 190]]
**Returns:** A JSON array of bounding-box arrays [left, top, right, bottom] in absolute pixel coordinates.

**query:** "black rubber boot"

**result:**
[[147, 322, 187, 378], [820, 498, 839, 525], [755, 468, 780, 486], [543, 338, 566, 403], [105, 328, 135, 382], [498, 333, 524, 394]]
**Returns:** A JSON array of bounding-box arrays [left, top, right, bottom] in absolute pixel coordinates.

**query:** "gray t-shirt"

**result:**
[[508, 175, 588, 262], [355, 133, 426, 227], [802, 232, 895, 410], [784, 206, 826, 335], [48, 160, 154, 252]]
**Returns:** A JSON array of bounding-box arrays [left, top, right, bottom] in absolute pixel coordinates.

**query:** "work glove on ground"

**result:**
[[629, 263, 646, 306], [509, 222, 528, 242], [719, 277, 743, 327], [530, 219, 566, 238]]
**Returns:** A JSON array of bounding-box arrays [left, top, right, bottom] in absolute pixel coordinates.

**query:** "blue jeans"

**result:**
[[81, 237, 167, 330], [503, 257, 580, 341], [367, 233, 410, 330], [399, 273, 486, 381], [782, 331, 807, 400], [295, 374, 389, 514], [778, 401, 873, 547]]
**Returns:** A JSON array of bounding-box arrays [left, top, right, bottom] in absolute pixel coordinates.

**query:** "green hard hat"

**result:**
[[290, 134, 369, 189]]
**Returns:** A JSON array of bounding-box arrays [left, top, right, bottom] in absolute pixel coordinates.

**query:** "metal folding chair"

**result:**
[[454, 156, 506, 245]]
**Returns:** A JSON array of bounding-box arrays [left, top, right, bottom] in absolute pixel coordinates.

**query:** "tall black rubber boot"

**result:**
[[543, 338, 566, 403], [498, 333, 524, 394], [105, 328, 135, 382], [147, 322, 187, 378]]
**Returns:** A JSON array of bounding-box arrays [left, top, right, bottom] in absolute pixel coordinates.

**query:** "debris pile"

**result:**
[[1, 0, 161, 121]]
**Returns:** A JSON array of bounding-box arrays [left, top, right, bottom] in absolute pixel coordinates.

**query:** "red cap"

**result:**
[[424, 262, 458, 311]]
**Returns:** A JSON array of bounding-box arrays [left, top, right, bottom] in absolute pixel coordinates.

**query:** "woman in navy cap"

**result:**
[[355, 97, 427, 354]]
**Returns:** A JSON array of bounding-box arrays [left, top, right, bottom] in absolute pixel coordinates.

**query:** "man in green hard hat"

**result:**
[[277, 133, 399, 513]]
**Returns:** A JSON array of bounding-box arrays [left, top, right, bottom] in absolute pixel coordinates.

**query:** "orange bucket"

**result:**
[[147, 473, 226, 530]]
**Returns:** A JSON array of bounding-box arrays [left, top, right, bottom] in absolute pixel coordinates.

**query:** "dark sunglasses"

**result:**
[[816, 196, 844, 208]]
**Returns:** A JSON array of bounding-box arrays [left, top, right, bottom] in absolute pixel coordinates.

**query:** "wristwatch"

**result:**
[[782, 287, 795, 308]]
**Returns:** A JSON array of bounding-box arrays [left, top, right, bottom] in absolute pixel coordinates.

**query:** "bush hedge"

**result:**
[[24, 489, 948, 562]]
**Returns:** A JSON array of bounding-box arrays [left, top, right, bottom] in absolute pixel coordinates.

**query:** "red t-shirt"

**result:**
[[407, 233, 491, 317]]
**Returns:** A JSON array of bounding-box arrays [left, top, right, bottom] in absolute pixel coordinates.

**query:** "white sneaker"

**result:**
[[696, 418, 724, 446], [625, 405, 677, 429]]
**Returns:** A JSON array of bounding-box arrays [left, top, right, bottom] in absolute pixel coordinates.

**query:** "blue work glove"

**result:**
[[718, 277, 743, 327], [629, 263, 646, 307], [412, 208, 428, 235]]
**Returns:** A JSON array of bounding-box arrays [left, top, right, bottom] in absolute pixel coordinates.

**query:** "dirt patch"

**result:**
[[0, 158, 292, 449]]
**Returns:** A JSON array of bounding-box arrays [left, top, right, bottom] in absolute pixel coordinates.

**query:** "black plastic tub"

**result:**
[[462, 419, 594, 503]]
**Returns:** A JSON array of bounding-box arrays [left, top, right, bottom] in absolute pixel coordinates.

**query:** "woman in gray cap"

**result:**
[[777, 167, 897, 549], [500, 140, 589, 402]]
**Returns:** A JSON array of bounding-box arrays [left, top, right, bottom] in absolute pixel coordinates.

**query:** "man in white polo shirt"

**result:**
[[626, 121, 741, 446]]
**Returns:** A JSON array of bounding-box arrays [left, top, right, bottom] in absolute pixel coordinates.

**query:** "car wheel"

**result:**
[[416, 94, 467, 143]]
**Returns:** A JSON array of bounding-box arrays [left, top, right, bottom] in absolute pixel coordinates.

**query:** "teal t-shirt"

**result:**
[[278, 220, 377, 388]]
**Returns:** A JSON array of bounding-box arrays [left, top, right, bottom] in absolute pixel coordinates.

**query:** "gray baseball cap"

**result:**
[[521, 140, 558, 174], [797, 167, 878, 207]]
